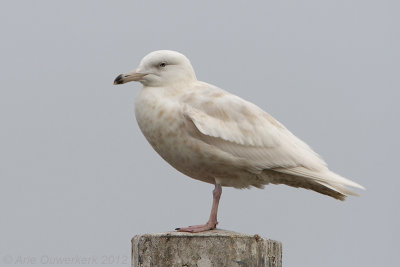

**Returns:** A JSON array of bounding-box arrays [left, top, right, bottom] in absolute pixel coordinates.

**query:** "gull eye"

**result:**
[[159, 62, 166, 68]]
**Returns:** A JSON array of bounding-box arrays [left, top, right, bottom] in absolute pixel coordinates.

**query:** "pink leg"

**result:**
[[176, 183, 222, 233]]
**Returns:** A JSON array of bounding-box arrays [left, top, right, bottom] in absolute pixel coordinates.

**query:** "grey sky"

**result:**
[[0, 1, 399, 266]]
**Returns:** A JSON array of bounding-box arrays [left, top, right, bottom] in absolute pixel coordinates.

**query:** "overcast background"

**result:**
[[1, 1, 399, 266]]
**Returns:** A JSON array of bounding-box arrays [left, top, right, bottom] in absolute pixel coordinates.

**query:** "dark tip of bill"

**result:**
[[113, 74, 124, 85], [175, 228, 180, 230]]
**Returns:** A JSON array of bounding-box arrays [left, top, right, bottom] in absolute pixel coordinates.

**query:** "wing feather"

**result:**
[[182, 82, 326, 171], [181, 82, 364, 193]]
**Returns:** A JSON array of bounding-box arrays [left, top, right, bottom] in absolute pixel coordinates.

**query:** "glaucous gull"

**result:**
[[114, 50, 364, 233]]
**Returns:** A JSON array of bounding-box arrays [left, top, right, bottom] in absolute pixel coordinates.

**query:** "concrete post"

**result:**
[[132, 229, 282, 267]]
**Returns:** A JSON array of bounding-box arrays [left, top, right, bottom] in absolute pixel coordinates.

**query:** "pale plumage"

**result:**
[[114, 50, 364, 232]]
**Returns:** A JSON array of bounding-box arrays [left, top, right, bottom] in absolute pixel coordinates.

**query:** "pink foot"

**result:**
[[175, 184, 222, 233], [175, 221, 218, 233]]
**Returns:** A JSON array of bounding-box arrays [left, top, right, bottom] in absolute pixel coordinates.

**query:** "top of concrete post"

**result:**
[[132, 229, 282, 267]]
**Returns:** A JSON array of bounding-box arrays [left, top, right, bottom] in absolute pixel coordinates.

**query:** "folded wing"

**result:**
[[182, 82, 364, 195]]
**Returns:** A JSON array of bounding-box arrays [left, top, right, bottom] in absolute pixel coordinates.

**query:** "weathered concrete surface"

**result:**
[[132, 229, 282, 267]]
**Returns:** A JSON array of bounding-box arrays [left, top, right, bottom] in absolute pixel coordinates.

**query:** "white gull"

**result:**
[[114, 50, 365, 232]]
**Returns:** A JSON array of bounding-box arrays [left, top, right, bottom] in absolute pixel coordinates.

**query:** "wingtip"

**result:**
[[351, 182, 366, 191]]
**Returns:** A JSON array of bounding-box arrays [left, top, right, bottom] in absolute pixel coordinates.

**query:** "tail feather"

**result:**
[[261, 167, 365, 201], [315, 180, 360, 197], [274, 166, 365, 191]]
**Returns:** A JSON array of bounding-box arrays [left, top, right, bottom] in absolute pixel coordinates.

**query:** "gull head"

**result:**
[[114, 50, 197, 87]]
